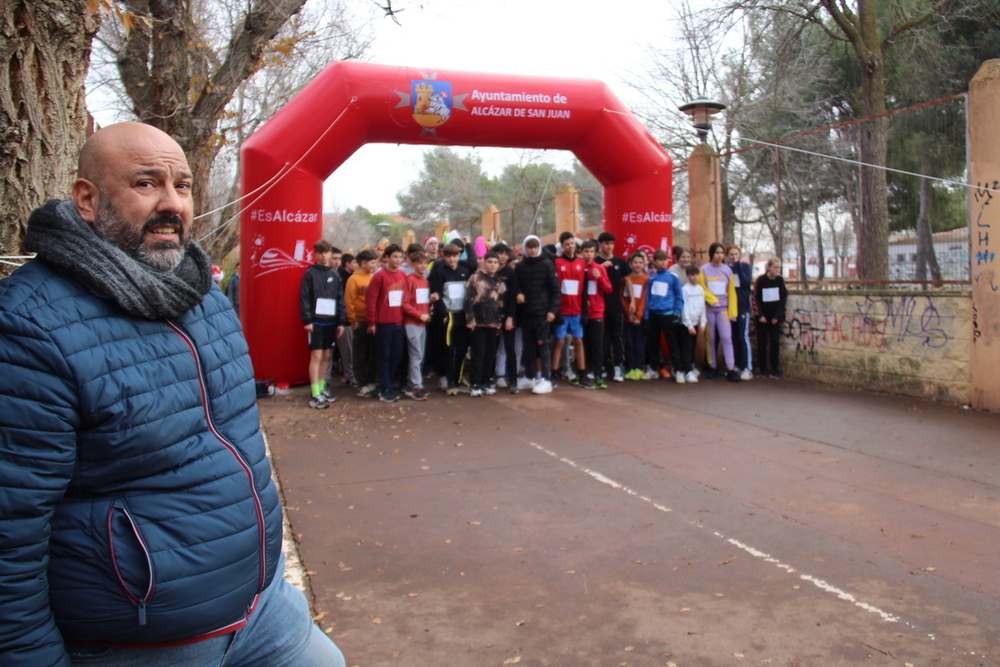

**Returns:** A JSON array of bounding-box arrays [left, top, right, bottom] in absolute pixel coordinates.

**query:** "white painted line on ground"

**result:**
[[529, 441, 901, 624]]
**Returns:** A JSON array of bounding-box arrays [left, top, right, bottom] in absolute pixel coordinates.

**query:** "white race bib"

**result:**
[[734, 275, 741, 288], [388, 290, 403, 307], [315, 298, 337, 316], [415, 287, 430, 304], [631, 283, 643, 299], [650, 281, 668, 297], [447, 282, 466, 300], [762, 287, 780, 303], [708, 279, 727, 296], [561, 279, 579, 296], [587, 280, 597, 295]]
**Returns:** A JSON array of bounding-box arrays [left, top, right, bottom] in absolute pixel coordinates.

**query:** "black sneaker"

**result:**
[[726, 370, 741, 383], [579, 375, 595, 389], [379, 389, 400, 403], [594, 376, 607, 390], [568, 374, 581, 387], [308, 395, 330, 409], [770, 370, 783, 379]]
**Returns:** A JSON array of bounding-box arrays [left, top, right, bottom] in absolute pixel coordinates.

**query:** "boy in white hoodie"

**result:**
[[680, 264, 707, 383]]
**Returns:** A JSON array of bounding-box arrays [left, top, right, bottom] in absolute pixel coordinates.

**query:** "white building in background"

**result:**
[[888, 228, 970, 281]]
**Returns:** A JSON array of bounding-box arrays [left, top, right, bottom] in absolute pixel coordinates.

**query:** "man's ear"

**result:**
[[72, 178, 99, 224]]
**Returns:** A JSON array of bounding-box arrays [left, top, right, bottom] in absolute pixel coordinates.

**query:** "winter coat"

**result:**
[[0, 260, 282, 666], [514, 253, 560, 322], [299, 263, 346, 325]]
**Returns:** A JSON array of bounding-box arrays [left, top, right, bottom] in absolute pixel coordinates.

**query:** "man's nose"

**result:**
[[157, 184, 187, 216]]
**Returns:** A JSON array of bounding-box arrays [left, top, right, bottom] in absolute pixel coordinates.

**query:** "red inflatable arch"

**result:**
[[240, 61, 672, 386]]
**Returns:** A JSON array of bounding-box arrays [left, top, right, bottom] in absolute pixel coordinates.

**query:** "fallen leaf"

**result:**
[[371, 617, 381, 624], [502, 658, 521, 665]]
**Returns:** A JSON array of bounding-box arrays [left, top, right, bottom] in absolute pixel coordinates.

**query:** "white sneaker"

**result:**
[[641, 368, 658, 380], [496, 377, 508, 388], [517, 376, 537, 390], [564, 367, 577, 382], [532, 378, 553, 394], [675, 371, 686, 384], [438, 376, 449, 390], [613, 366, 624, 382], [692, 368, 701, 378], [740, 369, 753, 381], [685, 371, 699, 383]]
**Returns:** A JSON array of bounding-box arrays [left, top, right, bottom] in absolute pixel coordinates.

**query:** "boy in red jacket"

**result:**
[[552, 232, 587, 384], [366, 244, 407, 403], [580, 239, 612, 389], [402, 251, 431, 400]]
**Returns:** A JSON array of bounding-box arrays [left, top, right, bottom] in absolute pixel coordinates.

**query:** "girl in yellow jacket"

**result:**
[[699, 242, 740, 382]]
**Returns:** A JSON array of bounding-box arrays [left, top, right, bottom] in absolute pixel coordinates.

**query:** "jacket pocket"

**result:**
[[106, 498, 154, 625]]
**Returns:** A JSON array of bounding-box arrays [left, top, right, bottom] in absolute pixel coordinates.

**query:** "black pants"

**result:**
[[584, 318, 604, 380], [602, 310, 624, 375], [352, 322, 376, 387], [427, 315, 447, 377], [521, 319, 551, 380], [499, 325, 518, 382], [648, 312, 684, 372], [469, 326, 500, 388], [757, 319, 782, 375], [624, 321, 647, 370], [446, 314, 470, 387]]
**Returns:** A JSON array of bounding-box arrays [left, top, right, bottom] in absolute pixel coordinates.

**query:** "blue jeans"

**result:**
[[67, 558, 345, 667]]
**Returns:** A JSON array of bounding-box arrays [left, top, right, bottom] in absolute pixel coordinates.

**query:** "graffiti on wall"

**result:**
[[781, 295, 950, 357], [973, 181, 999, 300]]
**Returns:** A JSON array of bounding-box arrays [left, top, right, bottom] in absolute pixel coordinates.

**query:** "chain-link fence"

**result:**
[[712, 93, 970, 288]]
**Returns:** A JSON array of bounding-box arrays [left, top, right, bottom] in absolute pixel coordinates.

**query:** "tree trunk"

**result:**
[[0, 2, 99, 276], [117, 0, 307, 259], [850, 0, 890, 281], [915, 176, 942, 284], [811, 180, 825, 280]]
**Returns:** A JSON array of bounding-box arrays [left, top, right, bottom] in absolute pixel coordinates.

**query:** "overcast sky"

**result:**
[[323, 0, 683, 214]]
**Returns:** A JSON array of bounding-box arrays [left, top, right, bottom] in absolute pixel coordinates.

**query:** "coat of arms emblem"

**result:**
[[412, 80, 452, 128]]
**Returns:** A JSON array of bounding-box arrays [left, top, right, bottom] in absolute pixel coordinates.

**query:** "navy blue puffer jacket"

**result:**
[[0, 259, 282, 667]]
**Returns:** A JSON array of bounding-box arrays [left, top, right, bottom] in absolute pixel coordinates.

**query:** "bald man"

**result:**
[[0, 123, 345, 667]]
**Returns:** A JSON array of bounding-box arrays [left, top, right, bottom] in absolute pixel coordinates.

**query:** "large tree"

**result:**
[[90, 0, 371, 258], [0, 1, 99, 276], [730, 0, 979, 279], [396, 147, 498, 230]]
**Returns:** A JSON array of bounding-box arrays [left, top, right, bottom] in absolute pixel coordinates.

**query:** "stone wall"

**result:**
[[778, 290, 973, 404]]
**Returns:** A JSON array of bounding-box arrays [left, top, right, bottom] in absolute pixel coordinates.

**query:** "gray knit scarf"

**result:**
[[23, 199, 214, 320]]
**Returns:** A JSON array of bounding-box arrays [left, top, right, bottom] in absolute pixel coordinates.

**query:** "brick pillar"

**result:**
[[970, 59, 1000, 410], [481, 205, 501, 243], [555, 183, 579, 239], [687, 143, 722, 265], [434, 220, 449, 244]]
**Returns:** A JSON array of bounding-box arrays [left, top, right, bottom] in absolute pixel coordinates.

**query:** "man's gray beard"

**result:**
[[94, 194, 188, 272]]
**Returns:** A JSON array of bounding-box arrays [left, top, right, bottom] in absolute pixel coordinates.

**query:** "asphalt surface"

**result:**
[[259, 375, 1000, 667]]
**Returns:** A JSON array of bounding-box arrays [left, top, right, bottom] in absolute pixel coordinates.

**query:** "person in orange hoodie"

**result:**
[[345, 249, 377, 397]]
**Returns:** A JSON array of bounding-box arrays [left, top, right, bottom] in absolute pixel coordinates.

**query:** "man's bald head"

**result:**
[[72, 122, 195, 271], [77, 122, 187, 183]]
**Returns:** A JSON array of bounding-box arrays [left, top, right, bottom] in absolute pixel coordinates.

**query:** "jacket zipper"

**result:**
[[107, 499, 154, 625], [167, 320, 268, 598]]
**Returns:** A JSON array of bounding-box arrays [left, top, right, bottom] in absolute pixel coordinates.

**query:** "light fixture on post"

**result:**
[[679, 97, 726, 143]]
